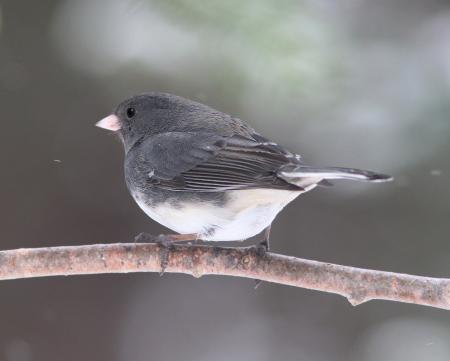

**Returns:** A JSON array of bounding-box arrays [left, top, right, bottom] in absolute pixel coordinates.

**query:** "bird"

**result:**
[[96, 92, 392, 262]]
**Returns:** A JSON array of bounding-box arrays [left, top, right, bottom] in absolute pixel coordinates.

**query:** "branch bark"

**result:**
[[0, 243, 448, 310]]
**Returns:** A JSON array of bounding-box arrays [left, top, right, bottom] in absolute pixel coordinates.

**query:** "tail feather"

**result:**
[[279, 166, 393, 183]]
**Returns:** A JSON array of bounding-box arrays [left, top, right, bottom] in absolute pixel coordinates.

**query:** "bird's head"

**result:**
[[96, 92, 207, 152]]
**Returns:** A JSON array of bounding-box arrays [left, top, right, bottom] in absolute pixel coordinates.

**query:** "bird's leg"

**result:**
[[254, 225, 272, 289], [134, 232, 198, 275]]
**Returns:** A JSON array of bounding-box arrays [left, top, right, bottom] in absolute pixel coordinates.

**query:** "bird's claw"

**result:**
[[155, 235, 174, 276], [254, 239, 269, 289], [134, 233, 173, 275], [256, 240, 269, 258]]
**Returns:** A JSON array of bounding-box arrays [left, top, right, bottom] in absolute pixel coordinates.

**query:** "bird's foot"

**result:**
[[154, 235, 174, 276], [254, 239, 269, 289], [256, 239, 269, 258], [134, 233, 198, 275], [134, 233, 173, 275]]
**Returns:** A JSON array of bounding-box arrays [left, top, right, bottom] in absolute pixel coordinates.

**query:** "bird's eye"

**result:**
[[126, 107, 136, 118]]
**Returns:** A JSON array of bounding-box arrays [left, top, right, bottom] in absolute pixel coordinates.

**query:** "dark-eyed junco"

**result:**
[[97, 92, 392, 252]]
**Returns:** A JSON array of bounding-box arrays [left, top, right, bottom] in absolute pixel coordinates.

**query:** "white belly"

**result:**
[[132, 188, 310, 241]]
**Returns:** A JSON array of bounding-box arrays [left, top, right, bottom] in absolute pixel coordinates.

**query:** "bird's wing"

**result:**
[[137, 131, 303, 192]]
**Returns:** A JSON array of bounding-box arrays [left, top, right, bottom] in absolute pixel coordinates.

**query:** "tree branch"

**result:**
[[0, 243, 448, 310]]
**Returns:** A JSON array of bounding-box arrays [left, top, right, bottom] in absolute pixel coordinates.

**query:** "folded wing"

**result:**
[[138, 131, 303, 192]]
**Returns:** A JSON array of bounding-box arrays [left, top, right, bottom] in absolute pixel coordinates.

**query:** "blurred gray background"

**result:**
[[0, 1, 449, 360]]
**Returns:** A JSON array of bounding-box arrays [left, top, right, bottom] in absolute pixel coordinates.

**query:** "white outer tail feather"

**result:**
[[279, 166, 393, 184]]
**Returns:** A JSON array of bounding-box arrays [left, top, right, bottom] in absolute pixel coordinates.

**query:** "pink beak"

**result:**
[[96, 114, 121, 131]]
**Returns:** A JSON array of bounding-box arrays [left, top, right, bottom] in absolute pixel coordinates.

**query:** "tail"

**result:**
[[278, 165, 393, 183]]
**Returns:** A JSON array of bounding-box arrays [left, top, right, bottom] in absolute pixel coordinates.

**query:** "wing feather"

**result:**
[[135, 131, 303, 192]]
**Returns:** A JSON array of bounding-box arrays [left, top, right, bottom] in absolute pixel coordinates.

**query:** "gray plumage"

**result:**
[[98, 92, 392, 241]]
